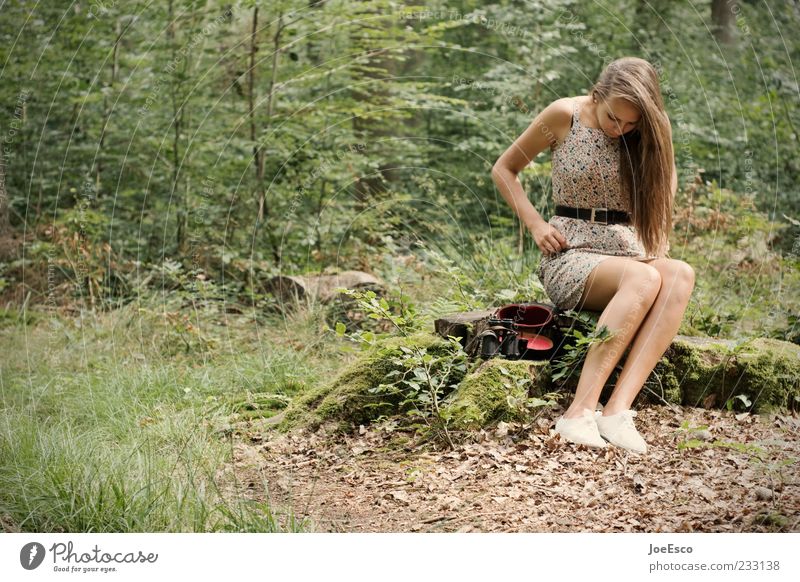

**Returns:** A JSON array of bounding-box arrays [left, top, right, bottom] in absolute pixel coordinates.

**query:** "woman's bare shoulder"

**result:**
[[539, 97, 575, 122], [536, 97, 577, 148]]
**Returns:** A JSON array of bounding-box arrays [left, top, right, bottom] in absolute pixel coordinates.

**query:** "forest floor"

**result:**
[[223, 405, 800, 533]]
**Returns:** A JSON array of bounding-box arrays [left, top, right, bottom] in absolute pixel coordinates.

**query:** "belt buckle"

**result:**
[[590, 207, 608, 224]]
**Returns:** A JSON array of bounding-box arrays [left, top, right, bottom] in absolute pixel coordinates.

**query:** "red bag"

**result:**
[[478, 302, 565, 360]]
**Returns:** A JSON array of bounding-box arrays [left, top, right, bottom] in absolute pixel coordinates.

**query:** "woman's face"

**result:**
[[595, 95, 641, 138]]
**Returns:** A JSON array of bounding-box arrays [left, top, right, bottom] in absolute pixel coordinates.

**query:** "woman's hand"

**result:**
[[530, 221, 568, 257]]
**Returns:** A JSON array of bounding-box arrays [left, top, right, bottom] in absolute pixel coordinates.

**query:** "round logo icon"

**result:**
[[20, 542, 46, 570]]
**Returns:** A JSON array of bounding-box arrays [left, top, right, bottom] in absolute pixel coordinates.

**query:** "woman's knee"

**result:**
[[620, 262, 662, 301], [674, 260, 695, 289], [660, 259, 695, 301]]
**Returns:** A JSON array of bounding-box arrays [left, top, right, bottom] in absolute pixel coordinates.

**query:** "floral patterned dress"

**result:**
[[536, 98, 666, 311]]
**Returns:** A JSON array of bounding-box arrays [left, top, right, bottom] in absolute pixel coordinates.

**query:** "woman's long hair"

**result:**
[[591, 57, 673, 257]]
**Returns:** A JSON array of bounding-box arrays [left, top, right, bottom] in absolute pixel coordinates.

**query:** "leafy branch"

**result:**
[[369, 336, 468, 450], [550, 320, 615, 383]]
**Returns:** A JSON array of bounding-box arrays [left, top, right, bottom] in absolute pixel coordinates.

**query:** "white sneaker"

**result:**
[[555, 409, 608, 448], [595, 409, 648, 454]]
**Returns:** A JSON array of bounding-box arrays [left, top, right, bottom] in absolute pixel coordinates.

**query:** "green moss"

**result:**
[[442, 359, 551, 430], [648, 356, 683, 405], [278, 332, 461, 431], [667, 336, 800, 411], [280, 327, 800, 436], [751, 511, 790, 531]]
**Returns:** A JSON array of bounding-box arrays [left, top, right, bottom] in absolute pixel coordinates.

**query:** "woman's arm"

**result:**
[[491, 98, 572, 255]]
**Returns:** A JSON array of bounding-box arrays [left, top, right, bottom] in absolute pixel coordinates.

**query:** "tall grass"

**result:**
[[0, 297, 321, 532]]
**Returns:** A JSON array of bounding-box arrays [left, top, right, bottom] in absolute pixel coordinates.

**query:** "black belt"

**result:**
[[554, 205, 631, 225]]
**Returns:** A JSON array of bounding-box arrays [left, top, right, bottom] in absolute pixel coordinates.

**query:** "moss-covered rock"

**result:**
[[442, 359, 551, 430], [659, 336, 800, 411], [648, 356, 684, 405], [277, 331, 463, 431], [434, 307, 799, 414], [280, 324, 800, 436]]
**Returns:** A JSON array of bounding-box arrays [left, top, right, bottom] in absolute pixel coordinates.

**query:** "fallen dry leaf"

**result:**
[[224, 405, 800, 533]]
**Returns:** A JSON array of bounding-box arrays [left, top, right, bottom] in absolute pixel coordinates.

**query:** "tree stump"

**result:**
[[433, 309, 494, 356]]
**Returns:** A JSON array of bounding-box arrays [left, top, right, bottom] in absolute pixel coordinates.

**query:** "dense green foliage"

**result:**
[[1, 1, 798, 311]]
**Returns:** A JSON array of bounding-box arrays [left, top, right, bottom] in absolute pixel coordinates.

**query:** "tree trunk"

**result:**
[[258, 10, 282, 225], [248, 5, 263, 222], [0, 153, 14, 262], [168, 0, 187, 254], [249, 7, 284, 226], [97, 17, 122, 195], [711, 0, 738, 46], [247, 5, 283, 264], [0, 107, 21, 259]]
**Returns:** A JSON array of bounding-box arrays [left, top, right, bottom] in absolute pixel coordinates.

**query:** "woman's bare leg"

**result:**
[[562, 257, 663, 419], [603, 258, 696, 415]]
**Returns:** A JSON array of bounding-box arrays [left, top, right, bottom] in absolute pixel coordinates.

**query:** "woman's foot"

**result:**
[[555, 409, 608, 448], [595, 409, 648, 453]]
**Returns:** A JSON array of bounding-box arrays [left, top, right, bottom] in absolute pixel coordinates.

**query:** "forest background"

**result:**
[[0, 0, 798, 532]]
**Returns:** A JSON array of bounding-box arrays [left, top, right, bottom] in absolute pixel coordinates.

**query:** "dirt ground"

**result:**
[[223, 405, 800, 532]]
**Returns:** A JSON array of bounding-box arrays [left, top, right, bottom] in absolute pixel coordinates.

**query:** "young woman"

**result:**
[[490, 57, 695, 454]]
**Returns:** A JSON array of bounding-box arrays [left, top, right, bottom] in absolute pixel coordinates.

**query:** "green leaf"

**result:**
[[677, 439, 707, 450]]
